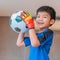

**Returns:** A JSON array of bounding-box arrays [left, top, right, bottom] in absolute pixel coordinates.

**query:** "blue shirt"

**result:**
[[24, 29, 53, 60]]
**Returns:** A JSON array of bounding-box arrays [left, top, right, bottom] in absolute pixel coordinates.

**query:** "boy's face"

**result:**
[[36, 11, 55, 30]]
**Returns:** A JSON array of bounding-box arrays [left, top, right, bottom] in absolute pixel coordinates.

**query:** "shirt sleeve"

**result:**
[[24, 37, 31, 47], [40, 33, 53, 47], [37, 29, 53, 45]]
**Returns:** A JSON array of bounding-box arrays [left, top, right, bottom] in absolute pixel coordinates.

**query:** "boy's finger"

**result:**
[[20, 12, 25, 19], [23, 11, 27, 17]]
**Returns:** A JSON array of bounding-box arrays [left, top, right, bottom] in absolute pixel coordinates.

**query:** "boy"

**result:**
[[16, 6, 56, 60]]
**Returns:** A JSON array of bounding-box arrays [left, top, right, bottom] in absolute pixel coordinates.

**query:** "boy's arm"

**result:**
[[20, 11, 40, 47], [29, 29, 40, 47], [16, 33, 25, 47]]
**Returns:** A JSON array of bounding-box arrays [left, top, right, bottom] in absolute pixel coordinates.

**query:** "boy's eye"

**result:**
[[43, 16, 47, 18]]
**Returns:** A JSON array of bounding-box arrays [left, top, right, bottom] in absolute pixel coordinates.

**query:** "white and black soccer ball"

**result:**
[[9, 11, 28, 33]]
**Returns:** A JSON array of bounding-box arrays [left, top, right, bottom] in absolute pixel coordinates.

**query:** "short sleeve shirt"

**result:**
[[24, 29, 54, 60]]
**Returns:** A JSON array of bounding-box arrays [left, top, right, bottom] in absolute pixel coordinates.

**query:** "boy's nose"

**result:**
[[39, 17, 43, 21]]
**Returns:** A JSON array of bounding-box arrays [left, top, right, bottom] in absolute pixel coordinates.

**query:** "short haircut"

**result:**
[[36, 6, 56, 20]]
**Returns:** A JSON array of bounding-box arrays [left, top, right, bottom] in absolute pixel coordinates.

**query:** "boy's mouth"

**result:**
[[37, 22, 44, 25]]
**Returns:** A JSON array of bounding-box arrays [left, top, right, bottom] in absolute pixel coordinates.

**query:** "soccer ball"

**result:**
[[9, 11, 28, 33]]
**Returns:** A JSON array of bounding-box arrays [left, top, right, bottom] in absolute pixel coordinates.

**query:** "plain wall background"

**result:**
[[0, 0, 60, 16]]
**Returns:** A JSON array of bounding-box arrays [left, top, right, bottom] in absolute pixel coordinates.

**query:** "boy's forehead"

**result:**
[[37, 11, 51, 16]]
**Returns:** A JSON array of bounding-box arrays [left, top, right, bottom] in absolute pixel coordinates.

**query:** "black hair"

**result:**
[[36, 6, 56, 20]]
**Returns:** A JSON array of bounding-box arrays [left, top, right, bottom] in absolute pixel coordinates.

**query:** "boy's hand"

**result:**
[[20, 11, 35, 29]]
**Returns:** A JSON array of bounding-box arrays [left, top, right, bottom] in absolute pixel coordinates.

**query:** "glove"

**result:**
[[20, 11, 35, 29]]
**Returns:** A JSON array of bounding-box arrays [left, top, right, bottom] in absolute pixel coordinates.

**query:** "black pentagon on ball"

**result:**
[[15, 16, 22, 23], [14, 27, 21, 32]]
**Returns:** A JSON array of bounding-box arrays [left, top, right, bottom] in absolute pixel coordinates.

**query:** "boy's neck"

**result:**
[[38, 28, 48, 33]]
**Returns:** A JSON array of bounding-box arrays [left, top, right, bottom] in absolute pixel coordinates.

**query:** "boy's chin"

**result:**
[[38, 25, 44, 28], [39, 26, 47, 30]]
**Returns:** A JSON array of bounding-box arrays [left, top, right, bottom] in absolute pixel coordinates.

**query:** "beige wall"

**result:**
[[0, 0, 60, 16], [0, 17, 60, 60]]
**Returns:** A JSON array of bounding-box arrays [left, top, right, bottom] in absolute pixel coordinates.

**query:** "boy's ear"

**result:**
[[50, 19, 55, 25]]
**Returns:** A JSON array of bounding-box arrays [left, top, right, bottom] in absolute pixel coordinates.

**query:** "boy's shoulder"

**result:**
[[43, 29, 53, 39], [36, 29, 53, 44], [43, 29, 53, 34], [36, 29, 53, 39], [36, 29, 53, 35]]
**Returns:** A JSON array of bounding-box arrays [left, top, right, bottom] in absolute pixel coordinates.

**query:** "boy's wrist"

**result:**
[[28, 28, 35, 32], [28, 27, 34, 30]]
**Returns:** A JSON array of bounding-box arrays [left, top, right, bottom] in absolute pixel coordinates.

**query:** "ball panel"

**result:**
[[15, 16, 22, 23], [14, 27, 21, 32]]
